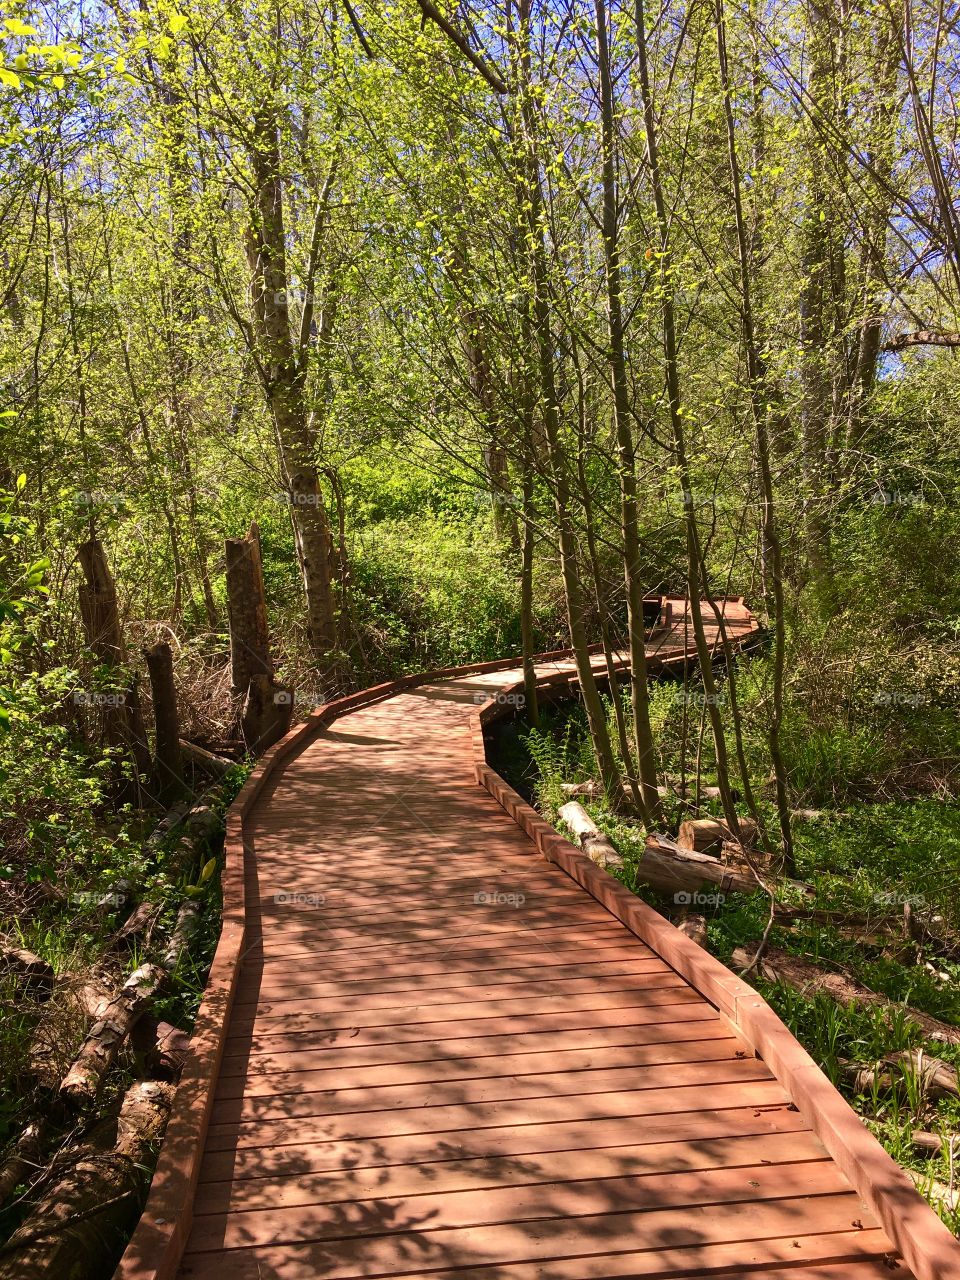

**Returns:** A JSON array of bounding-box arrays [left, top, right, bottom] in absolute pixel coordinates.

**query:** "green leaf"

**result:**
[[199, 856, 217, 883]]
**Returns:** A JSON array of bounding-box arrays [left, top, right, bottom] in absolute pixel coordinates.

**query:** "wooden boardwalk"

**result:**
[[119, 599, 960, 1280]]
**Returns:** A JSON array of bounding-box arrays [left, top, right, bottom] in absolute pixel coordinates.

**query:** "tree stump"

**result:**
[[144, 641, 182, 806]]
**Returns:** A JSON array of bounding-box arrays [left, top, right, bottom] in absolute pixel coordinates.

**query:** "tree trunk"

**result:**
[[634, 0, 742, 839], [594, 0, 661, 824], [77, 539, 150, 795], [224, 523, 274, 698], [246, 104, 339, 662], [713, 0, 796, 873], [518, 461, 540, 729], [77, 540, 123, 664], [514, 0, 624, 810], [144, 641, 182, 806], [58, 964, 165, 1109], [0, 1081, 172, 1280], [241, 673, 294, 755]]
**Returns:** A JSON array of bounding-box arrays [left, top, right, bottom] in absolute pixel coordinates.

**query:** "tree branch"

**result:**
[[884, 329, 960, 352], [412, 0, 508, 94]]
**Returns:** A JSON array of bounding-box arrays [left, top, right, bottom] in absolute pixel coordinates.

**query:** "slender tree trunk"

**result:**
[[514, 0, 624, 808], [144, 641, 183, 807], [224, 523, 274, 698], [634, 0, 741, 836], [519, 459, 540, 729], [715, 0, 796, 874], [593, 0, 661, 824], [246, 104, 339, 662], [799, 0, 842, 596]]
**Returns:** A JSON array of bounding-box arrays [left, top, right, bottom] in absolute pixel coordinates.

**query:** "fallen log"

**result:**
[[145, 800, 192, 853], [0, 1121, 45, 1207], [27, 971, 115, 1091], [184, 801, 223, 845], [557, 802, 623, 871], [58, 964, 165, 1109], [151, 1021, 190, 1077], [112, 902, 161, 951], [131, 1017, 191, 1079], [909, 1171, 959, 1214], [640, 834, 757, 897], [676, 914, 708, 947], [0, 949, 53, 998], [678, 817, 759, 854], [165, 802, 222, 881], [162, 901, 201, 972], [0, 1080, 173, 1280], [560, 781, 602, 799], [560, 779, 725, 804], [731, 944, 960, 1045], [847, 1050, 958, 1101], [179, 737, 235, 779], [912, 1130, 952, 1154]]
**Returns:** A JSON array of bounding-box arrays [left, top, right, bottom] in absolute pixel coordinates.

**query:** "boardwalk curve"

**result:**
[[117, 599, 960, 1280]]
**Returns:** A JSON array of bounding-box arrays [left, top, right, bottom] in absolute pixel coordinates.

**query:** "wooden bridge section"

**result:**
[[118, 599, 960, 1280]]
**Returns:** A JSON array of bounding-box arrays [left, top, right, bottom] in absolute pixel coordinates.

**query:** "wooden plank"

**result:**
[[198, 1103, 812, 1183], [216, 1035, 745, 1098], [235, 1000, 724, 1056], [248, 954, 665, 1000], [252, 919, 630, 963], [186, 1160, 854, 1251], [203, 1079, 792, 1151], [232, 971, 688, 1018], [248, 932, 653, 978], [227, 985, 704, 1038], [193, 1129, 831, 1214], [217, 1017, 740, 1078], [178, 1195, 876, 1275], [212, 1057, 774, 1124], [179, 1229, 896, 1278]]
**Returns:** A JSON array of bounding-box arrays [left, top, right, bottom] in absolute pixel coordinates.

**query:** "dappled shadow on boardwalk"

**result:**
[[175, 644, 909, 1280]]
